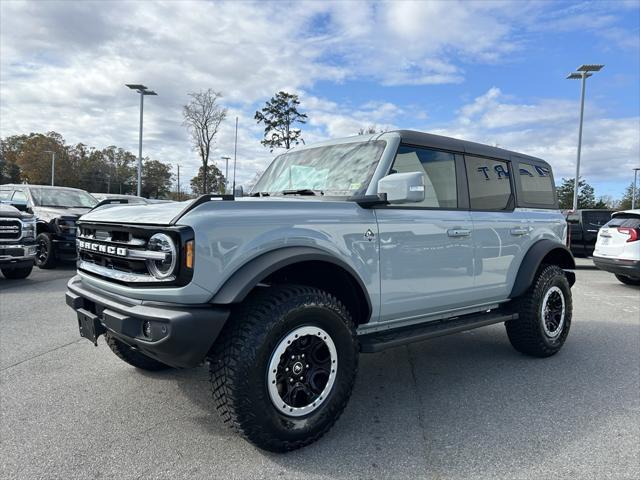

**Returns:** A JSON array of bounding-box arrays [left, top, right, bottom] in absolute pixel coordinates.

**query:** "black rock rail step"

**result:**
[[359, 311, 518, 353]]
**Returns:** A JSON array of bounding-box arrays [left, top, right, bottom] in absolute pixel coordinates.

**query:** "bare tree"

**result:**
[[183, 89, 227, 193], [357, 125, 382, 135]]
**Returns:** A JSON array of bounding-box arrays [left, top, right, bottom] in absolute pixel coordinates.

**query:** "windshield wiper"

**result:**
[[280, 189, 323, 196], [250, 191, 270, 197]]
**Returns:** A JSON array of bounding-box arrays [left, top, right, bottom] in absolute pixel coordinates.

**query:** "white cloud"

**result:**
[[432, 88, 640, 184], [0, 0, 638, 193]]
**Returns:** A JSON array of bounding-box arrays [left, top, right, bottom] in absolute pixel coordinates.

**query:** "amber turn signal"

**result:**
[[185, 240, 194, 269]]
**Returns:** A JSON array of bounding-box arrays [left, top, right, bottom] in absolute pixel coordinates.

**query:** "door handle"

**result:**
[[510, 226, 532, 236], [447, 228, 471, 237]]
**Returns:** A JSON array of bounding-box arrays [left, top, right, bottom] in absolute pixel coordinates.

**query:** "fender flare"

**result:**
[[510, 239, 576, 299], [210, 246, 372, 319]]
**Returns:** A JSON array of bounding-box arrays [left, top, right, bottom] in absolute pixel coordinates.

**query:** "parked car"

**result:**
[[565, 209, 615, 257], [65, 130, 575, 452], [0, 202, 37, 279], [91, 193, 148, 203], [0, 184, 97, 268], [593, 209, 640, 285], [91, 193, 173, 206]]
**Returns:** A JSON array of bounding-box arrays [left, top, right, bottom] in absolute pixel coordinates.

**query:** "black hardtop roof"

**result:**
[[392, 130, 549, 166]]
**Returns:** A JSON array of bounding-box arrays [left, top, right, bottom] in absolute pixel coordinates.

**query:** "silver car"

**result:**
[[65, 130, 575, 451]]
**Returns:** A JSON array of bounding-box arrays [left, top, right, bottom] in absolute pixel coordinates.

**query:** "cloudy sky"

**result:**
[[1, 0, 639, 197]]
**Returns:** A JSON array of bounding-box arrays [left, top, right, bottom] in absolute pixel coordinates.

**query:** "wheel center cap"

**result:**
[[292, 362, 303, 375]]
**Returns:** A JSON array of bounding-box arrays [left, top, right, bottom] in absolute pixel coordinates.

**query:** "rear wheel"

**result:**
[[35, 232, 56, 269], [1, 264, 33, 279], [505, 264, 572, 357], [105, 333, 172, 371], [209, 284, 358, 452], [615, 274, 640, 286]]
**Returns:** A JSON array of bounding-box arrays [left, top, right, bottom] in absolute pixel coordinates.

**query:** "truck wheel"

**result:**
[[615, 274, 640, 286], [505, 264, 572, 358], [105, 333, 172, 371], [1, 265, 33, 279], [35, 233, 56, 269], [209, 284, 358, 452]]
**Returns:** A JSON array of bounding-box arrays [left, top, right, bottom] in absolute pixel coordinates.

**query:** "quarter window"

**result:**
[[11, 190, 27, 203], [465, 156, 513, 210], [519, 162, 554, 205], [389, 145, 457, 208]]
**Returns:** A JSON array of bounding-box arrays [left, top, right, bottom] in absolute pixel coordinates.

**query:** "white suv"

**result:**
[[593, 209, 640, 285]]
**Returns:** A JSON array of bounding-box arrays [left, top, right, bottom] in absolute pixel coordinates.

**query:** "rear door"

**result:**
[[375, 144, 474, 322], [466, 155, 528, 301]]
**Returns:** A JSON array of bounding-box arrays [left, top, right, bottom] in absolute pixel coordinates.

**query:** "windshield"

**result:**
[[252, 140, 386, 196], [30, 188, 98, 208]]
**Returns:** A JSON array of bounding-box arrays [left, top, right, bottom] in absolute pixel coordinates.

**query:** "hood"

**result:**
[[79, 195, 331, 226], [33, 205, 93, 222], [80, 200, 190, 225], [0, 204, 34, 220]]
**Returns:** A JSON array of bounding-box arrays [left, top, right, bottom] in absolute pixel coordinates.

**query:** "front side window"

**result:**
[[465, 156, 513, 210], [252, 141, 386, 196], [387, 145, 457, 208], [0, 188, 13, 200], [30, 188, 97, 208], [519, 162, 555, 205]]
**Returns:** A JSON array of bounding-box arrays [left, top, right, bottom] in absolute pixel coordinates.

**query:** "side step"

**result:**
[[358, 311, 518, 353]]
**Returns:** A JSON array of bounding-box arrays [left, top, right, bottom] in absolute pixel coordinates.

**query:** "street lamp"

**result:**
[[126, 84, 157, 196], [633, 167, 640, 210], [43, 150, 55, 186], [566, 64, 604, 211], [221, 156, 231, 193]]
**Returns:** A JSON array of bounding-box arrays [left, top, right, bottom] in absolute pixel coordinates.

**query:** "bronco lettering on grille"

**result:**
[[78, 240, 128, 257]]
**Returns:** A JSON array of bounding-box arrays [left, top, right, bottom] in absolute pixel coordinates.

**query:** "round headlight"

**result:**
[[146, 233, 177, 279]]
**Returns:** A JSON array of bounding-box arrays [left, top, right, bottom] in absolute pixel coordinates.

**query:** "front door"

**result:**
[[376, 145, 474, 323]]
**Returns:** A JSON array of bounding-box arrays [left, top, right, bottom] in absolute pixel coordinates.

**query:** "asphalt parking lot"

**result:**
[[1, 259, 638, 480]]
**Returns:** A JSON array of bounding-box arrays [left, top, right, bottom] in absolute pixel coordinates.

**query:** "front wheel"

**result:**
[[35, 232, 56, 269], [209, 285, 358, 452], [615, 274, 640, 286], [505, 264, 572, 357], [1, 264, 34, 279]]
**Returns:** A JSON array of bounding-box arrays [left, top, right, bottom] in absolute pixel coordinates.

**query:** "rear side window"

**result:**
[[519, 162, 554, 205], [389, 145, 457, 208], [604, 214, 640, 228], [465, 156, 513, 210], [583, 211, 613, 229]]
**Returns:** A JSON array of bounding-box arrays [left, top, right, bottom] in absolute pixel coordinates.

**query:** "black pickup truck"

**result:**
[[0, 203, 37, 279], [566, 209, 615, 257]]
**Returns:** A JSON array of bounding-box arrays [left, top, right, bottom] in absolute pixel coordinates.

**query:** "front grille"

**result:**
[[76, 222, 193, 287], [0, 219, 22, 240]]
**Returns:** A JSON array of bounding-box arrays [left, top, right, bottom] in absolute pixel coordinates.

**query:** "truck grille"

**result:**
[[0, 219, 22, 240], [76, 222, 193, 286]]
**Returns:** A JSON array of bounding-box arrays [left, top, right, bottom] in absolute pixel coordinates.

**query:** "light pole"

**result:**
[[44, 150, 55, 185], [633, 168, 640, 210], [221, 156, 231, 193], [566, 64, 604, 211], [126, 84, 157, 196]]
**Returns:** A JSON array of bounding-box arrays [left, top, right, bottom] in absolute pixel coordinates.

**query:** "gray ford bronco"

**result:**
[[65, 130, 575, 452]]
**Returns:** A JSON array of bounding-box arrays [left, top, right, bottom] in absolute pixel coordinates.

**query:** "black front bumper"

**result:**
[[65, 275, 230, 368], [53, 233, 78, 260], [593, 256, 640, 278]]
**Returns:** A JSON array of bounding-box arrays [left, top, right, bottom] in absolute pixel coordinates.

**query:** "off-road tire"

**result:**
[[505, 264, 572, 358], [209, 284, 358, 452], [105, 333, 172, 371], [35, 232, 56, 269], [1, 265, 33, 279], [615, 274, 640, 286]]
